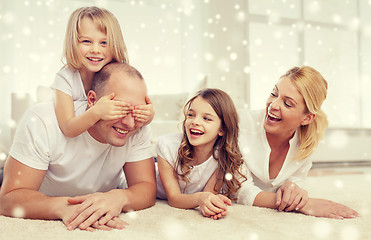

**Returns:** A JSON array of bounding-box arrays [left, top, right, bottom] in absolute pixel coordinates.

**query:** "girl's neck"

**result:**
[[79, 68, 95, 95], [192, 146, 213, 166]]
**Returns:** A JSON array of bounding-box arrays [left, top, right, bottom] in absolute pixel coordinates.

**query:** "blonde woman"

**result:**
[[238, 66, 359, 219]]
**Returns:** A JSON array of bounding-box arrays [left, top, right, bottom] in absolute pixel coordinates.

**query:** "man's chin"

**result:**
[[110, 140, 128, 147]]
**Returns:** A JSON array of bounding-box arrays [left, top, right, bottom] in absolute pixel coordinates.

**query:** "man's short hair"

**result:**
[[92, 62, 144, 97]]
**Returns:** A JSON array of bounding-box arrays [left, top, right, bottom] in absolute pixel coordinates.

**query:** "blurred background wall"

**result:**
[[0, 0, 370, 165]]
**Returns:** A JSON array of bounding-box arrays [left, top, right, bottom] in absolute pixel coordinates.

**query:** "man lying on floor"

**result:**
[[0, 62, 156, 231]]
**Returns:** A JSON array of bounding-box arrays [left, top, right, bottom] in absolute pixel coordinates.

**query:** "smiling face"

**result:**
[[185, 96, 223, 152], [87, 70, 147, 147], [78, 17, 113, 76], [264, 77, 314, 138]]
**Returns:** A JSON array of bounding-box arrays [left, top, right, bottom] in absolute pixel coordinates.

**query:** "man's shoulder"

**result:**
[[25, 101, 56, 120]]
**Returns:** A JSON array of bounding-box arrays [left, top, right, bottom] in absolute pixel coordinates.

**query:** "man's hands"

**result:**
[[198, 192, 231, 220], [63, 190, 128, 231], [276, 182, 308, 212]]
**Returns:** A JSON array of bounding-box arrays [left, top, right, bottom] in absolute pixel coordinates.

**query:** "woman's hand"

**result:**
[[299, 198, 360, 219], [276, 182, 308, 212]]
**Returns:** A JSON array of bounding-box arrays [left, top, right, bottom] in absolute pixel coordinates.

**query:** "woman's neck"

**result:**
[[266, 131, 294, 151]]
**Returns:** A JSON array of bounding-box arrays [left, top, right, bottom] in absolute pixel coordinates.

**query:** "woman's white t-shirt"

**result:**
[[155, 133, 219, 199], [237, 109, 312, 206]]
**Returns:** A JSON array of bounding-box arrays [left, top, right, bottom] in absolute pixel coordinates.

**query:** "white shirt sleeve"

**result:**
[[287, 158, 312, 188], [9, 104, 53, 170], [125, 125, 154, 162], [155, 133, 181, 167], [50, 66, 86, 101], [236, 163, 263, 206]]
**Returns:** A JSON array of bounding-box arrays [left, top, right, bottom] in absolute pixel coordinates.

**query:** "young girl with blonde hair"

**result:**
[[156, 88, 246, 219], [52, 6, 153, 137], [238, 66, 359, 219]]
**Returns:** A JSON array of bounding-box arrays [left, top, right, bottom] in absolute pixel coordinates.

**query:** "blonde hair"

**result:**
[[63, 6, 129, 70], [281, 66, 328, 160], [175, 88, 246, 199]]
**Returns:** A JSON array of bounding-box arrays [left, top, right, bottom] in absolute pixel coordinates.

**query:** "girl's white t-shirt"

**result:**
[[51, 66, 87, 101], [237, 109, 312, 206], [155, 133, 219, 199]]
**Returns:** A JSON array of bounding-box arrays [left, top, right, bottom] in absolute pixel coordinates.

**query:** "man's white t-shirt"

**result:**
[[237, 109, 312, 206], [155, 133, 218, 199], [51, 66, 87, 101], [9, 101, 153, 197]]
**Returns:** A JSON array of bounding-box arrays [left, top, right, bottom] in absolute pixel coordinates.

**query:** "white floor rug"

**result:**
[[0, 173, 370, 240]]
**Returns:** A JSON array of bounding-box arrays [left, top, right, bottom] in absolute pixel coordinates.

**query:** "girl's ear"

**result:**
[[218, 128, 224, 136], [87, 90, 98, 108], [301, 113, 316, 126]]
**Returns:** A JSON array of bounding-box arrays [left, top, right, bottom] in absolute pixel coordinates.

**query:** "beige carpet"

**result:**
[[0, 173, 370, 240]]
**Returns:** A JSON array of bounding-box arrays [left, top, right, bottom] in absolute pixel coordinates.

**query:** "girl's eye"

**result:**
[[203, 117, 212, 121], [187, 113, 194, 117], [81, 40, 91, 44], [101, 41, 107, 46]]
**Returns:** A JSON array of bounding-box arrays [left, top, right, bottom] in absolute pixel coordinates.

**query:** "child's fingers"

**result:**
[[217, 195, 232, 206], [145, 96, 152, 105], [101, 92, 115, 101], [285, 194, 302, 212], [211, 196, 228, 211], [201, 206, 214, 216], [276, 188, 282, 206], [295, 194, 309, 211]]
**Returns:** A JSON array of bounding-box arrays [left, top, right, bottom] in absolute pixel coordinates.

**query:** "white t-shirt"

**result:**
[[51, 66, 86, 101], [236, 109, 312, 206], [155, 133, 218, 199], [9, 101, 153, 197]]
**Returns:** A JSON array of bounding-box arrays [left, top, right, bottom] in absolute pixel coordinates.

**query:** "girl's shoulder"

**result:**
[[156, 132, 183, 148], [56, 66, 80, 81], [155, 132, 183, 162]]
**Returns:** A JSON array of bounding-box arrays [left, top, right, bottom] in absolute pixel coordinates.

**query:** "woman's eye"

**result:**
[[284, 101, 292, 108], [270, 92, 277, 97]]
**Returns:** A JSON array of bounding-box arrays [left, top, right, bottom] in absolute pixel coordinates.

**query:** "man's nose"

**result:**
[[121, 114, 135, 129]]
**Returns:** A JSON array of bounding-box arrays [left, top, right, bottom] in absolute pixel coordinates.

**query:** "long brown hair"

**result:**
[[175, 88, 246, 199]]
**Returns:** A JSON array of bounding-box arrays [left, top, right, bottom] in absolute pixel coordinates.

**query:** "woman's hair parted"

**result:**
[[282, 66, 329, 161], [63, 6, 129, 70], [175, 88, 246, 199]]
